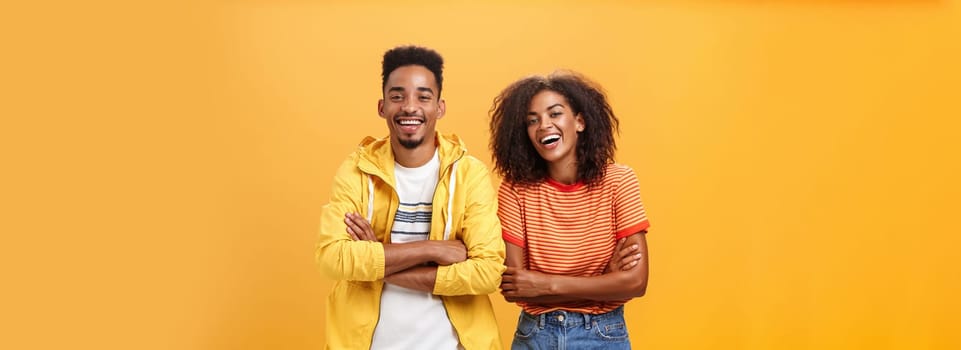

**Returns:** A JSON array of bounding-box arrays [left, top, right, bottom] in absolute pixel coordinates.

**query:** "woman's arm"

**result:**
[[502, 241, 582, 303], [501, 231, 648, 302], [501, 231, 647, 303]]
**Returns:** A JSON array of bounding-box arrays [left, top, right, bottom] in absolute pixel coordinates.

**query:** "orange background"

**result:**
[[3, 1, 960, 349]]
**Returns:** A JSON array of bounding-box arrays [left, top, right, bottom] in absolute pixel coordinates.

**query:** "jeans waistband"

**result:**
[[523, 306, 624, 329]]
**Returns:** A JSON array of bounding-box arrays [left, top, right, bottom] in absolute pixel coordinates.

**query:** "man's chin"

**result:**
[[398, 137, 423, 149]]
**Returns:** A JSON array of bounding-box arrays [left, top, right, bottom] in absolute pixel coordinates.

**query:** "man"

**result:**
[[315, 45, 506, 349]]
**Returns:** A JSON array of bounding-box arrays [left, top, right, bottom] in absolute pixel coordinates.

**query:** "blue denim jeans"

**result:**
[[511, 306, 631, 350]]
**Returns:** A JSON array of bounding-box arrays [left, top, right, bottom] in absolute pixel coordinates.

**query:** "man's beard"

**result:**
[[398, 137, 423, 149]]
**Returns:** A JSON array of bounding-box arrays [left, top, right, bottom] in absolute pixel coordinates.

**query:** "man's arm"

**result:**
[[431, 159, 507, 296], [316, 157, 466, 282], [315, 157, 386, 281], [383, 266, 437, 290], [501, 231, 649, 302], [343, 212, 466, 291]]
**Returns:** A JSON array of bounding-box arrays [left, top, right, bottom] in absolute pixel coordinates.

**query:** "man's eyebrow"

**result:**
[[387, 86, 405, 93], [416, 87, 435, 94]]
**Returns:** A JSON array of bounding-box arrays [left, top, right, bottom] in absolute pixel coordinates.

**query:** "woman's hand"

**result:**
[[605, 237, 642, 273], [501, 266, 554, 299]]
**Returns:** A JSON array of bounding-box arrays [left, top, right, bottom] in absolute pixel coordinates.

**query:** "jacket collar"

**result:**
[[355, 131, 467, 181]]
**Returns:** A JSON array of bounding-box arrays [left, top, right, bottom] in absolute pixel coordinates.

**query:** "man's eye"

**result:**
[[419, 96, 431, 101], [390, 96, 402, 101]]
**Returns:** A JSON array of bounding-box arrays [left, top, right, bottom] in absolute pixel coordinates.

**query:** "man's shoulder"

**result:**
[[456, 153, 485, 166], [340, 135, 390, 167], [357, 135, 387, 148], [452, 154, 493, 175], [332, 147, 373, 177]]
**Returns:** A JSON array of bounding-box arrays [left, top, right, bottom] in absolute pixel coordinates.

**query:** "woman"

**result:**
[[490, 71, 651, 349]]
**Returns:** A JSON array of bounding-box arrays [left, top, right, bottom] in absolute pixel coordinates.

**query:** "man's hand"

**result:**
[[344, 212, 377, 241], [605, 237, 642, 273], [430, 240, 468, 266], [346, 212, 466, 265]]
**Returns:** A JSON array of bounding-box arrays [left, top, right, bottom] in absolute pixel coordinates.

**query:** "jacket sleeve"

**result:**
[[315, 155, 386, 281], [433, 158, 507, 295]]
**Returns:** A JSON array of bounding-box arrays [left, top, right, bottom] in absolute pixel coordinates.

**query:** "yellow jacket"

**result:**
[[316, 132, 506, 349]]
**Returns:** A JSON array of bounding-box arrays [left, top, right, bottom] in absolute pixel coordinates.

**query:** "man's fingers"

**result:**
[[361, 223, 376, 241], [363, 228, 376, 241], [355, 223, 373, 241], [354, 215, 376, 240], [345, 213, 377, 241], [344, 218, 364, 241]]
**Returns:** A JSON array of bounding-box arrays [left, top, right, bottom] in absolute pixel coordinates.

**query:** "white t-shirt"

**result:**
[[370, 150, 461, 350]]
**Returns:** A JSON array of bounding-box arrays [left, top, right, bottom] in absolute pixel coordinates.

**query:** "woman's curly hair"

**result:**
[[489, 71, 620, 186]]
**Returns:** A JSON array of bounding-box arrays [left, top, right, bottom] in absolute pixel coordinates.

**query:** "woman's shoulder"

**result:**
[[597, 164, 640, 190], [604, 163, 637, 179]]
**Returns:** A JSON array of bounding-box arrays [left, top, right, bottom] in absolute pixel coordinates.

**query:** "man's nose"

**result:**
[[402, 98, 418, 113]]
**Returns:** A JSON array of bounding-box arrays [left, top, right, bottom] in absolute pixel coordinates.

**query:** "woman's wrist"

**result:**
[[545, 274, 559, 295]]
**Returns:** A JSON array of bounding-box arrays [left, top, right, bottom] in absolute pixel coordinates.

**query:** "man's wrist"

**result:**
[[413, 240, 437, 264]]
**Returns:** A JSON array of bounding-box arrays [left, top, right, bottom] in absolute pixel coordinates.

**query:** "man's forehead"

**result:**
[[387, 66, 437, 86]]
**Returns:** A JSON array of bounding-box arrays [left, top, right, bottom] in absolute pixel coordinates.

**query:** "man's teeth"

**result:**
[[541, 135, 561, 144], [398, 120, 423, 125]]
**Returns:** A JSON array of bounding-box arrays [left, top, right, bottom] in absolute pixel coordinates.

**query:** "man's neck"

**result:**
[[393, 142, 438, 168]]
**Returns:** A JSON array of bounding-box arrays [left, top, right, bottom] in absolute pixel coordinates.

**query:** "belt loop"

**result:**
[[538, 313, 545, 329], [584, 313, 592, 329]]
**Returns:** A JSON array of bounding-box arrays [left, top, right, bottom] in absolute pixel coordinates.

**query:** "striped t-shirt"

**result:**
[[371, 151, 460, 350], [498, 163, 650, 315]]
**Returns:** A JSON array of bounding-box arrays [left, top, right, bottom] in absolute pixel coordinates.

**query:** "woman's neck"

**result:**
[[547, 161, 578, 185]]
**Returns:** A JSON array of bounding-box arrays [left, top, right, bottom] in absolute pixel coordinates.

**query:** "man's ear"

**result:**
[[377, 99, 385, 118], [437, 99, 446, 119]]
